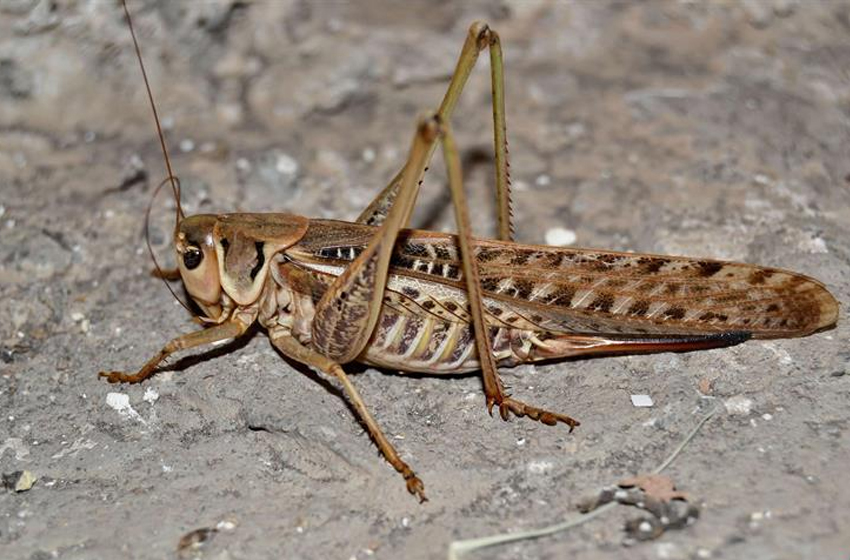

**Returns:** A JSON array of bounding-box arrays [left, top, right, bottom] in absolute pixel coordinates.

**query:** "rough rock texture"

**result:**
[[1, 1, 848, 559]]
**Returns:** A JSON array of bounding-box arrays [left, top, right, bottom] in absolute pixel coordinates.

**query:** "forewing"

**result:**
[[287, 221, 838, 339]]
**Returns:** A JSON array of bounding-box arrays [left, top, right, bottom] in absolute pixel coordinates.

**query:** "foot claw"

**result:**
[[404, 473, 428, 503], [492, 397, 579, 430], [486, 397, 496, 417], [498, 402, 510, 421], [98, 371, 124, 384]]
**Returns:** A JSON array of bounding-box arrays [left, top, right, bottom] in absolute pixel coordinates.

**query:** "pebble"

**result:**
[[630, 394, 654, 408], [275, 152, 299, 177], [545, 227, 577, 247], [724, 395, 754, 416], [2, 470, 36, 492]]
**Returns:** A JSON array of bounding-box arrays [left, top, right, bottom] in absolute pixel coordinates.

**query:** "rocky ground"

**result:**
[[1, 1, 849, 559]]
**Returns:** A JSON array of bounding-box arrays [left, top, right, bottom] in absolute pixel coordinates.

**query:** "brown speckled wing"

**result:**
[[471, 241, 838, 339], [289, 221, 839, 340]]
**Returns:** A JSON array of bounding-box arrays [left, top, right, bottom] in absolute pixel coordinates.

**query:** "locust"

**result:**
[[102, 2, 839, 502]]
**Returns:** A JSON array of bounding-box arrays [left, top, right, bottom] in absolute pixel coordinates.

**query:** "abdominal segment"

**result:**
[[359, 305, 544, 374]]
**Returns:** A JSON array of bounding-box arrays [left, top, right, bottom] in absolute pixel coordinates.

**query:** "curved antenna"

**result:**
[[123, 0, 195, 316], [146, 177, 195, 315], [122, 0, 183, 223]]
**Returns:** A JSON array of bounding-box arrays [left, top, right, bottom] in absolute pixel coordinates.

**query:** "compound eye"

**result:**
[[183, 247, 203, 270]]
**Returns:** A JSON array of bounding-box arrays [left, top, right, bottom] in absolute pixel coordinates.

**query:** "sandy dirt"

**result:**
[[1, 1, 849, 559]]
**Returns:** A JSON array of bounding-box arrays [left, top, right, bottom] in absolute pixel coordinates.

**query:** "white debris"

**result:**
[[143, 387, 159, 405], [236, 157, 251, 172], [630, 394, 654, 408], [545, 227, 577, 247], [724, 395, 754, 416], [216, 520, 236, 531], [753, 173, 771, 185], [275, 152, 299, 176], [535, 174, 551, 187], [70, 312, 85, 322], [807, 236, 828, 254], [361, 147, 376, 163], [179, 139, 195, 153], [105, 392, 146, 425], [527, 460, 554, 475]]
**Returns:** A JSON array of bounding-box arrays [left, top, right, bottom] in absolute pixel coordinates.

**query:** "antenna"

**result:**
[[122, 0, 183, 220], [123, 0, 195, 316]]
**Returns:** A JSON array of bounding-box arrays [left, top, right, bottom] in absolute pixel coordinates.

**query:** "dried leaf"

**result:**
[[618, 473, 688, 503]]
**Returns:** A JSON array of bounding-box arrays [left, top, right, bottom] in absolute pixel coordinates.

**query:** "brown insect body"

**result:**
[[180, 214, 838, 375], [107, 2, 839, 500]]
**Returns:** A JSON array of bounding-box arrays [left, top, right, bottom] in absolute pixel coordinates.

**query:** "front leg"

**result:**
[[99, 319, 249, 383], [269, 329, 427, 502]]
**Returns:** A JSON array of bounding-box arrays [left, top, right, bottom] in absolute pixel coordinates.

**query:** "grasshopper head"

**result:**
[[175, 213, 310, 320], [175, 214, 225, 320]]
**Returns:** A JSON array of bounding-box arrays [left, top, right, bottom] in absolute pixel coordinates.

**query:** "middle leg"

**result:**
[[437, 117, 579, 430]]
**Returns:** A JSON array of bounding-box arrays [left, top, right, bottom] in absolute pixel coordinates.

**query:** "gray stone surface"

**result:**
[[1, 1, 848, 559]]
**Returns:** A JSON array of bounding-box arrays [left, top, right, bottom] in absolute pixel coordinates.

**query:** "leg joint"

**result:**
[[468, 21, 492, 50]]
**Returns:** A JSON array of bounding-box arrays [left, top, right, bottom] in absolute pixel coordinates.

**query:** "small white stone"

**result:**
[[216, 520, 236, 531], [275, 153, 299, 176], [762, 413, 773, 421], [545, 227, 577, 247], [535, 174, 551, 187], [106, 392, 129, 411], [401, 516, 410, 528], [724, 395, 754, 416], [80, 319, 90, 334], [143, 387, 159, 405], [70, 312, 85, 322], [179, 139, 195, 152], [361, 148, 376, 163], [808, 236, 828, 254], [630, 394, 654, 408], [527, 460, 553, 475]]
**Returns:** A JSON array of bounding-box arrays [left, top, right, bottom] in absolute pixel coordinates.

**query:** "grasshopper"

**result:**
[[102, 2, 839, 501]]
